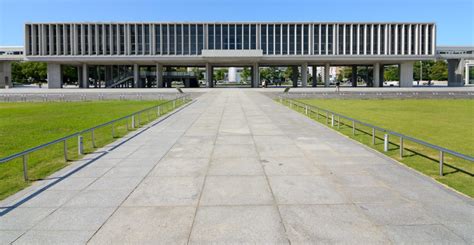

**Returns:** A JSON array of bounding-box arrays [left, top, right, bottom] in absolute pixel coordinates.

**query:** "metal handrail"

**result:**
[[0, 95, 191, 173], [279, 95, 474, 176]]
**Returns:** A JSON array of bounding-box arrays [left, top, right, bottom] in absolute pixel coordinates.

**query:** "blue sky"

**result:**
[[0, 0, 473, 46]]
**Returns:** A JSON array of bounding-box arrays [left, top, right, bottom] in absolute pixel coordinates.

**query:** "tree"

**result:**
[[241, 67, 251, 82], [384, 65, 399, 81], [429, 60, 448, 81], [191, 67, 204, 80], [62, 65, 78, 85], [11, 61, 47, 84], [214, 68, 227, 81]]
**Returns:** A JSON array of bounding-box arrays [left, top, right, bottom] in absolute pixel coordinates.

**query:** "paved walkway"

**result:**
[[1, 91, 472, 244]]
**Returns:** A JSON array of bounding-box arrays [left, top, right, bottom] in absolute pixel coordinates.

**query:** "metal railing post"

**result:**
[[91, 129, 96, 148], [337, 116, 340, 129], [112, 123, 115, 138], [63, 140, 68, 162], [372, 128, 376, 145], [400, 137, 404, 158], [352, 121, 355, 135], [331, 114, 334, 127], [384, 134, 389, 152], [78, 135, 84, 155], [439, 151, 444, 176], [23, 155, 28, 181]]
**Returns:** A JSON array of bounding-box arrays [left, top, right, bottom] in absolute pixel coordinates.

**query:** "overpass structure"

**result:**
[[0, 22, 472, 89], [0, 46, 24, 88], [436, 46, 474, 86]]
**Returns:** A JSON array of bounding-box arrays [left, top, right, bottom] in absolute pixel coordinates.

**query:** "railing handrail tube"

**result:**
[[0, 94, 189, 163], [282, 96, 474, 162]]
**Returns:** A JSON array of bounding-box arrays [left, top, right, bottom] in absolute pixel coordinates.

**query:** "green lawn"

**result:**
[[0, 100, 185, 200], [289, 98, 474, 197]]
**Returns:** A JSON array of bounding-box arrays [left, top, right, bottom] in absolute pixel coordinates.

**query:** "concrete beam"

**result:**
[[399, 61, 414, 87], [47, 63, 62, 88], [0, 61, 12, 89], [301, 63, 308, 87]]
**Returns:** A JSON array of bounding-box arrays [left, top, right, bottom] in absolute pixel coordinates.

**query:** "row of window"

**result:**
[[25, 23, 436, 56]]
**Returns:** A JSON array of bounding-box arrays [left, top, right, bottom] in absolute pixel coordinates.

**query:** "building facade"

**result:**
[[23, 22, 438, 88]]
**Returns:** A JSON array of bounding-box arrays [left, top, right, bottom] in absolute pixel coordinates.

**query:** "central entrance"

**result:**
[[212, 66, 253, 88]]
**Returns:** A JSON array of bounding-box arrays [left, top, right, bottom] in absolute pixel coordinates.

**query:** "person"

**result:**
[[335, 81, 340, 92]]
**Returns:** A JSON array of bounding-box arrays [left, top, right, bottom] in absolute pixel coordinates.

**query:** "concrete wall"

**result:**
[[399, 62, 414, 87]]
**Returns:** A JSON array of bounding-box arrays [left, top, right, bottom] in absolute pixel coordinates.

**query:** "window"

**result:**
[[169, 24, 175, 55], [345, 25, 350, 54], [321, 25, 326, 55], [105, 25, 110, 54], [261, 24, 267, 54], [119, 25, 125, 55], [162, 25, 168, 54], [352, 25, 357, 54], [229, 24, 235, 49], [215, 24, 221, 49], [130, 25, 136, 55], [90, 25, 95, 55], [428, 25, 433, 55], [190, 24, 196, 54], [380, 25, 385, 55], [282, 24, 288, 55], [373, 25, 378, 55], [268, 24, 274, 55], [198, 24, 204, 54], [303, 24, 309, 55], [223, 24, 228, 49], [183, 24, 189, 54], [208, 24, 214, 49], [411, 25, 416, 55], [397, 24, 402, 55], [367, 25, 372, 55], [145, 24, 150, 54], [358, 24, 364, 55], [155, 24, 161, 55], [404, 25, 409, 54], [314, 24, 319, 55], [328, 24, 333, 55], [176, 24, 182, 55], [338, 25, 344, 55], [289, 24, 295, 55], [275, 24, 281, 54], [236, 24, 242, 49], [84, 25, 88, 55], [244, 24, 249, 49], [391, 25, 396, 55], [98, 25, 103, 55], [251, 24, 256, 49]]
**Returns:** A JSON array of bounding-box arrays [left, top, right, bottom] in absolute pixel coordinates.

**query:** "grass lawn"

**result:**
[[289, 98, 474, 197], [0, 100, 184, 200]]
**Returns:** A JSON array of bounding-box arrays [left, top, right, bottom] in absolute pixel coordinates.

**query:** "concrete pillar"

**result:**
[[312, 65, 317, 87], [252, 63, 260, 88], [205, 63, 213, 88], [373, 63, 381, 87], [133, 64, 140, 88], [0, 61, 12, 89], [351, 66, 357, 87], [47, 63, 62, 88], [77, 66, 83, 88], [156, 63, 163, 88], [81, 63, 89, 88], [447, 59, 464, 87], [324, 63, 330, 87], [291, 66, 298, 87], [399, 61, 414, 87], [379, 64, 385, 87], [301, 63, 308, 87]]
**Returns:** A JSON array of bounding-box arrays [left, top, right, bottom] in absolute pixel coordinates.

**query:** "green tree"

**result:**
[[12, 61, 47, 84], [191, 67, 204, 80], [430, 60, 448, 81], [241, 67, 251, 82], [384, 65, 399, 81], [62, 65, 78, 85], [214, 68, 227, 81]]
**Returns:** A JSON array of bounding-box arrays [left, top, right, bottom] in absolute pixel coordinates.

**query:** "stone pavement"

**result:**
[[0, 90, 472, 244]]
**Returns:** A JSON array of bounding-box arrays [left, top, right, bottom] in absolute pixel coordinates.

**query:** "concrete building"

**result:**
[[0, 46, 24, 88], [20, 22, 441, 88]]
